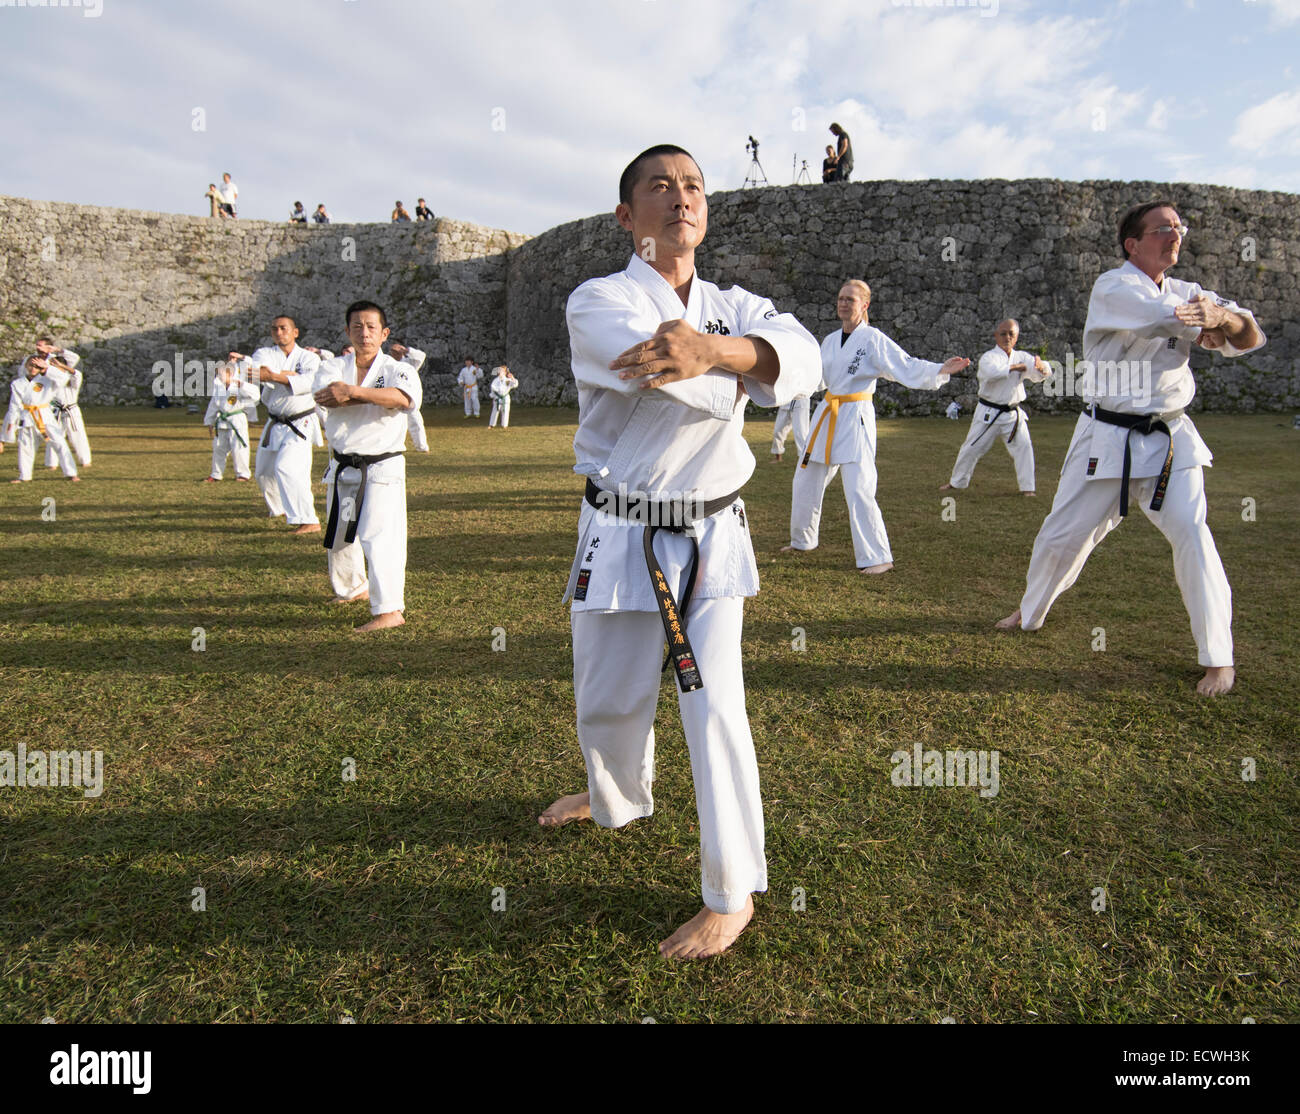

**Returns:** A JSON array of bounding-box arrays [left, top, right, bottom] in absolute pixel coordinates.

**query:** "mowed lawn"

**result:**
[[0, 405, 1295, 1024]]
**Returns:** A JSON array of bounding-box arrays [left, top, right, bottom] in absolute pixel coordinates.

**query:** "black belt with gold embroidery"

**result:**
[[1086, 404, 1182, 517], [324, 449, 404, 548], [584, 477, 740, 693]]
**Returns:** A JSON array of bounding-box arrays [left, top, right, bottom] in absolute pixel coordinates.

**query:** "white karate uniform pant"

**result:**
[[789, 454, 892, 568], [17, 425, 76, 480], [210, 428, 251, 480], [325, 467, 407, 615], [572, 596, 766, 915], [44, 406, 91, 468], [948, 406, 1035, 492], [463, 388, 480, 417], [771, 397, 810, 457], [489, 396, 511, 428], [255, 433, 319, 525], [407, 410, 429, 452], [1018, 435, 1232, 667]]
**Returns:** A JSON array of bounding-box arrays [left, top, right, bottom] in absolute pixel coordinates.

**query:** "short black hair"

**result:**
[[345, 300, 388, 329], [618, 144, 701, 206], [272, 314, 299, 331], [37, 335, 54, 345], [1118, 200, 1178, 259]]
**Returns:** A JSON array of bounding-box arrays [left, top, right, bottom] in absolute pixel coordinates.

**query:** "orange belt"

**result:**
[[801, 391, 871, 467], [22, 404, 49, 438]]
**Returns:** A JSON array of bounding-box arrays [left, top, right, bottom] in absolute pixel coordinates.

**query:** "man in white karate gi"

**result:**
[[538, 145, 821, 959], [389, 341, 430, 452], [235, 315, 323, 534], [2, 355, 80, 482], [285, 300, 422, 633], [996, 201, 1264, 697], [202, 363, 259, 481], [940, 319, 1047, 496], [33, 339, 92, 469], [782, 280, 968, 572], [769, 388, 812, 463], [457, 358, 482, 418], [487, 365, 518, 429]]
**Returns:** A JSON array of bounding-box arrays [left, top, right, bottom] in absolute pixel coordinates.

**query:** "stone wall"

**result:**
[[0, 196, 529, 405], [506, 179, 1299, 414], [4, 180, 1297, 413]]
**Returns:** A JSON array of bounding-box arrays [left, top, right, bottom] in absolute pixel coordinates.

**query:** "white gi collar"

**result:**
[[1120, 257, 1171, 294], [624, 253, 704, 331]]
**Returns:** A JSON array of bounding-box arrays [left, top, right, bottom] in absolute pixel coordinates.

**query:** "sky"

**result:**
[[2, 0, 1299, 235]]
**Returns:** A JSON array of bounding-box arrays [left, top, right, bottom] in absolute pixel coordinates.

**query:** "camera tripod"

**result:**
[[743, 136, 768, 188]]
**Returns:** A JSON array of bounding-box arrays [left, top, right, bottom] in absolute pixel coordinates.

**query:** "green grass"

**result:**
[[0, 406, 1296, 1023]]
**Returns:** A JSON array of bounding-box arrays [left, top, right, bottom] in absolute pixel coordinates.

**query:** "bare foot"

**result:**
[[994, 607, 1022, 630], [355, 611, 404, 632], [332, 588, 369, 605], [292, 523, 321, 535], [859, 562, 894, 574], [202, 476, 219, 483], [1022, 491, 1037, 497], [778, 545, 807, 554], [67, 475, 81, 482], [770, 454, 783, 463], [1197, 666, 1235, 696], [659, 896, 754, 960], [939, 482, 955, 491], [9, 478, 25, 484], [538, 792, 592, 827], [235, 476, 250, 482]]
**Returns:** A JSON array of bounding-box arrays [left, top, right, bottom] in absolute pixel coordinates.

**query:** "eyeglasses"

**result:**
[[1143, 223, 1188, 239]]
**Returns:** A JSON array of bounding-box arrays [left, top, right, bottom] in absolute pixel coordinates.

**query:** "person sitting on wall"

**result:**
[[391, 201, 412, 223]]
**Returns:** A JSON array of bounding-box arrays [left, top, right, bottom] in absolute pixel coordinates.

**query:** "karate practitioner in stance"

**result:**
[[487, 365, 518, 428], [3, 355, 80, 482], [996, 202, 1264, 697], [539, 145, 821, 959], [285, 301, 422, 633], [33, 339, 92, 468], [202, 363, 259, 481], [940, 319, 1047, 496], [234, 315, 322, 534], [389, 342, 430, 452], [769, 389, 812, 462], [457, 358, 482, 418], [783, 280, 968, 572]]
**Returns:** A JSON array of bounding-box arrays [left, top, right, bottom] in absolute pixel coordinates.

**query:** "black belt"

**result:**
[[584, 477, 740, 693], [971, 397, 1024, 447], [324, 450, 404, 547], [1086, 404, 1179, 518], [261, 406, 316, 446]]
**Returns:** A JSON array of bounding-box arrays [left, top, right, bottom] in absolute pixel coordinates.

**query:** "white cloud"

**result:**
[[1230, 90, 1300, 154]]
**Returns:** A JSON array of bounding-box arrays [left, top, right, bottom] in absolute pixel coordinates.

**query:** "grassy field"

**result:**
[[0, 405, 1296, 1024]]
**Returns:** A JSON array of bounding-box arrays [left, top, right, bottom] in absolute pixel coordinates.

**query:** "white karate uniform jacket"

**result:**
[[805, 323, 950, 466], [3, 367, 70, 441], [399, 347, 429, 451], [976, 346, 1046, 406], [1075, 260, 1264, 480], [203, 377, 260, 442], [565, 253, 821, 611], [248, 345, 323, 448]]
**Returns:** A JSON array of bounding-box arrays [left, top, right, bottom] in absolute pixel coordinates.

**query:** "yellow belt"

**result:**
[[801, 391, 871, 467], [23, 404, 49, 438]]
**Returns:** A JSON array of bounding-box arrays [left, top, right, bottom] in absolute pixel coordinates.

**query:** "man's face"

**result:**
[[837, 285, 869, 326], [27, 356, 47, 377], [271, 318, 299, 349], [34, 340, 54, 356], [223, 174, 231, 183], [616, 153, 708, 259], [994, 322, 1019, 352], [1127, 206, 1182, 276], [346, 310, 389, 358]]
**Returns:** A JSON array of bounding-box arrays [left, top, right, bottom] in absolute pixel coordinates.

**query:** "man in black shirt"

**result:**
[[829, 122, 853, 182]]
